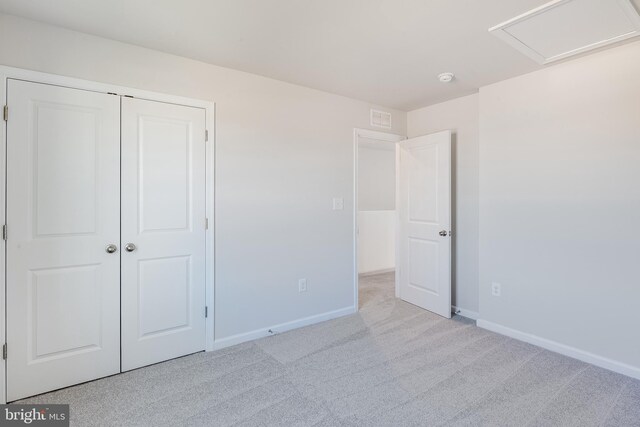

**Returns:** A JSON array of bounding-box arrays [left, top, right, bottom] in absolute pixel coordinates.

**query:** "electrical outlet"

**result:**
[[491, 282, 501, 297], [298, 278, 307, 293]]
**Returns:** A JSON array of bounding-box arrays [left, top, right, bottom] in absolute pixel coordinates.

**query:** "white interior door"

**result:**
[[397, 130, 452, 318], [6, 80, 121, 401], [121, 97, 207, 371]]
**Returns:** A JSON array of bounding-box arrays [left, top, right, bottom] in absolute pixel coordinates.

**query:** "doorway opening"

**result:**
[[353, 128, 453, 318], [353, 129, 404, 310]]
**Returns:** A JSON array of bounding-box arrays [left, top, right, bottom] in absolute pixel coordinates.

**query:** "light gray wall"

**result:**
[[0, 14, 407, 341], [357, 211, 395, 274], [358, 139, 395, 211], [407, 94, 479, 314], [479, 41, 640, 370]]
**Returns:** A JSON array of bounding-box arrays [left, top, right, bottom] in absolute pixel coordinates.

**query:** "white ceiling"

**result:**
[[1, 0, 639, 110]]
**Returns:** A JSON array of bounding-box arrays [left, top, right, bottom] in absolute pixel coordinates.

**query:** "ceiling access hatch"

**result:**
[[489, 0, 640, 64]]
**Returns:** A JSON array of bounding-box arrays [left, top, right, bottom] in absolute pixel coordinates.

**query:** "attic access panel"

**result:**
[[489, 0, 640, 64]]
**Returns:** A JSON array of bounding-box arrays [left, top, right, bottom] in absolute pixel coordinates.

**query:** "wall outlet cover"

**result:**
[[491, 282, 502, 297]]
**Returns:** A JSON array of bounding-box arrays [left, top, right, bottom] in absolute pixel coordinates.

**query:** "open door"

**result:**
[[397, 130, 452, 318]]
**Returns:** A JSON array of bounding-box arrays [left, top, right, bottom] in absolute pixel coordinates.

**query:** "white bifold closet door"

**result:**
[[6, 80, 207, 401], [6, 80, 121, 401], [120, 97, 207, 371]]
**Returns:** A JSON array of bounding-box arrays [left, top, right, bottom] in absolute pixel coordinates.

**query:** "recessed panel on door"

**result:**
[[6, 80, 121, 401], [408, 238, 439, 295], [138, 256, 191, 338], [408, 144, 439, 224], [398, 131, 452, 318], [121, 97, 206, 371]]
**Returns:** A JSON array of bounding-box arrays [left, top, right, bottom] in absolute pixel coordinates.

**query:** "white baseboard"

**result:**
[[211, 306, 357, 351], [451, 306, 479, 321], [477, 319, 640, 381], [358, 268, 395, 277]]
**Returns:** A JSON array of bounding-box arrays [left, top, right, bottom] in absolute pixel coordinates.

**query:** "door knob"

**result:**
[[439, 230, 448, 237], [105, 244, 118, 254], [125, 243, 137, 252]]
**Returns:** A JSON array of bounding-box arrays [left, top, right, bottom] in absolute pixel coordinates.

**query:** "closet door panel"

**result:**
[[6, 80, 121, 401], [120, 97, 206, 371]]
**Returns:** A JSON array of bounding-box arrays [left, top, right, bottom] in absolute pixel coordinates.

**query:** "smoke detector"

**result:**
[[438, 72, 455, 83]]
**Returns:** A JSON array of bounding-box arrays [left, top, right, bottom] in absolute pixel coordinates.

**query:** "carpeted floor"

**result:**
[[18, 271, 640, 426]]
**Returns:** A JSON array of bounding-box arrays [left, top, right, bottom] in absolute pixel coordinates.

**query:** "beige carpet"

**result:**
[[17, 272, 640, 426]]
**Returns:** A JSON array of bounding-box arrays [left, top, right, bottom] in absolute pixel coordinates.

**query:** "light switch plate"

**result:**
[[332, 197, 344, 210]]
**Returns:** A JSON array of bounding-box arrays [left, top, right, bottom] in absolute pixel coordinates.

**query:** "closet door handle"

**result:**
[[125, 243, 137, 252], [105, 244, 118, 254]]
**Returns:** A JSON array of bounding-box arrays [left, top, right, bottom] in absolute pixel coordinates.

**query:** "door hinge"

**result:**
[[2, 224, 6, 241], [205, 306, 208, 318], [2, 343, 6, 360], [3, 105, 7, 121], [205, 129, 209, 142], [205, 218, 209, 230]]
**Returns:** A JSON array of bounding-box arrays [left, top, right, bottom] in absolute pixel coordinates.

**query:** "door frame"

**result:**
[[352, 128, 405, 311], [0, 65, 216, 404]]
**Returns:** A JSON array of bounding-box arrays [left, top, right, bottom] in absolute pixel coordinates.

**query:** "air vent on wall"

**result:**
[[370, 109, 392, 129], [489, 0, 640, 64]]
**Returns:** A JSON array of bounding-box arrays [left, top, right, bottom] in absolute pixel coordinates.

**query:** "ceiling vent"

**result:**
[[370, 109, 392, 129], [489, 0, 640, 64]]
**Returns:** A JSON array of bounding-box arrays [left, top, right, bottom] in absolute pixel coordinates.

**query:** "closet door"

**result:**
[[120, 97, 206, 371], [6, 80, 121, 401]]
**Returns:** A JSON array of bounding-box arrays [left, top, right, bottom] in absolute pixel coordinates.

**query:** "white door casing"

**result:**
[[397, 130, 452, 318], [6, 80, 121, 401], [120, 97, 207, 371]]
